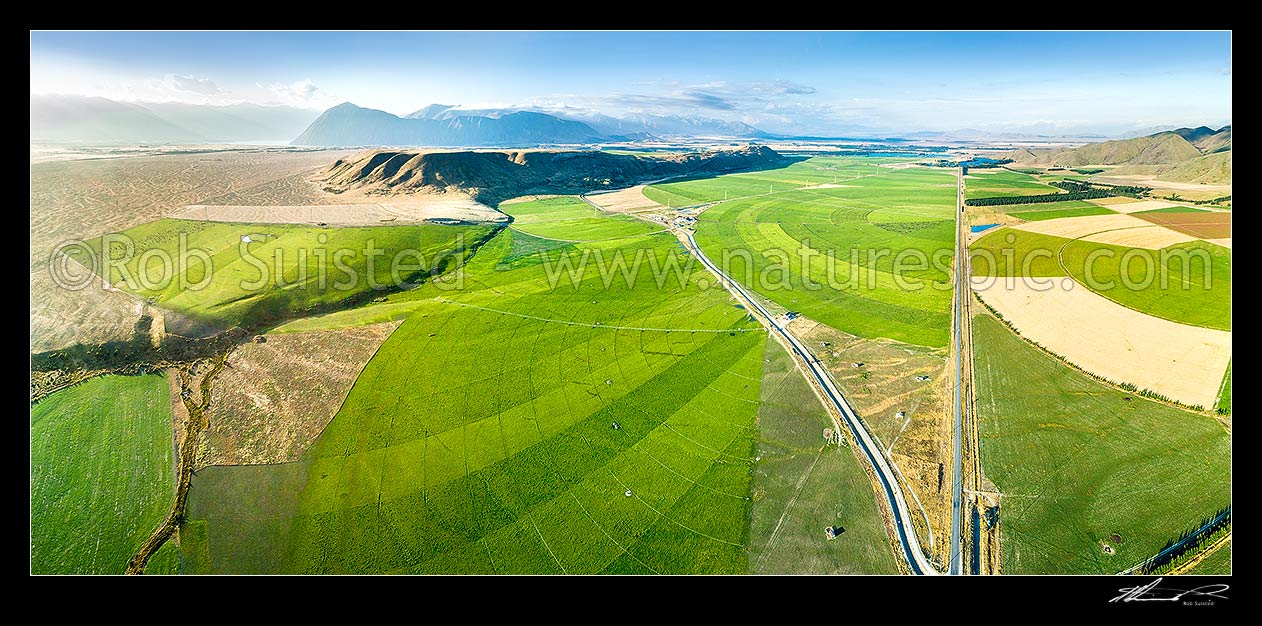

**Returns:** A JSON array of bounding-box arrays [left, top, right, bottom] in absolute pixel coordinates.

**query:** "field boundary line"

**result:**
[[1050, 229, 1230, 331]]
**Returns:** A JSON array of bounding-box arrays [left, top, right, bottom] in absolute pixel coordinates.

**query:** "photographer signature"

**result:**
[[1111, 578, 1229, 603]]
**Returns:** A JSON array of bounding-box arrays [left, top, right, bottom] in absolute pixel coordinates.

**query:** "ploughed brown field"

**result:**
[[1135, 211, 1232, 239]]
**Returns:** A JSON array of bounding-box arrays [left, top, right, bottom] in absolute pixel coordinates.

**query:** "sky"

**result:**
[[30, 31, 1232, 136]]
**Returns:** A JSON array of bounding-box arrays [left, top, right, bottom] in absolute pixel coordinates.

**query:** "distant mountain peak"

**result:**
[[404, 104, 456, 120]]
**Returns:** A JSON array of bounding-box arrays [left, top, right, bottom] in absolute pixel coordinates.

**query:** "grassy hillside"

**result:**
[[973, 314, 1231, 574], [78, 219, 492, 332], [31, 374, 176, 574], [1113, 150, 1232, 185], [1062, 133, 1200, 166], [1002, 126, 1231, 185]]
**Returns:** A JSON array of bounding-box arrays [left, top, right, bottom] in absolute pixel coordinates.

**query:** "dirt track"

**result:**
[[174, 197, 506, 226]]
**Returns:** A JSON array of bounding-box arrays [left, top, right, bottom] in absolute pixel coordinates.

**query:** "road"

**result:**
[[578, 187, 941, 575], [678, 228, 940, 576], [949, 167, 966, 575]]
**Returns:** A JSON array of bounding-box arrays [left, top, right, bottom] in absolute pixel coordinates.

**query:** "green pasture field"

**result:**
[[970, 229, 1231, 330], [1184, 539, 1231, 574], [643, 156, 889, 207], [1000, 200, 1115, 222], [508, 196, 662, 242], [964, 169, 1061, 199], [31, 374, 175, 574], [1011, 206, 1115, 221], [145, 541, 180, 574], [972, 314, 1231, 574], [74, 218, 492, 330], [748, 337, 898, 573], [674, 159, 956, 347], [183, 198, 893, 574]]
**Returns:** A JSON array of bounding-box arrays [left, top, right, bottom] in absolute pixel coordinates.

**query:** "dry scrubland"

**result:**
[[198, 322, 401, 467]]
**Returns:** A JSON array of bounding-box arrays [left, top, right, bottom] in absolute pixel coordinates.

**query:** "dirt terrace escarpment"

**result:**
[[321, 145, 793, 205]]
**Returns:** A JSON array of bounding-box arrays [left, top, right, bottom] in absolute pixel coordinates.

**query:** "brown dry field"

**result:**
[[1094, 174, 1232, 200], [174, 197, 505, 227], [972, 277, 1231, 408], [1135, 211, 1232, 239], [1087, 196, 1144, 207], [30, 149, 352, 352], [584, 185, 662, 213], [1085, 198, 1179, 214], [195, 321, 399, 468], [790, 316, 952, 565], [1080, 225, 1198, 250], [1010, 213, 1144, 237]]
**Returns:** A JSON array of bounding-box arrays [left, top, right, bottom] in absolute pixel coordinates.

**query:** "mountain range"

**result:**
[[30, 95, 319, 143], [30, 96, 776, 147], [1000, 125, 1231, 184], [28, 95, 1233, 159], [292, 103, 608, 147], [291, 102, 777, 147]]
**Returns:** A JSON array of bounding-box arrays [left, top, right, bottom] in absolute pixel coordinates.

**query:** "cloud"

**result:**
[[164, 74, 221, 95], [588, 80, 819, 116], [522, 79, 867, 135], [762, 80, 817, 95], [267, 78, 337, 109]]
